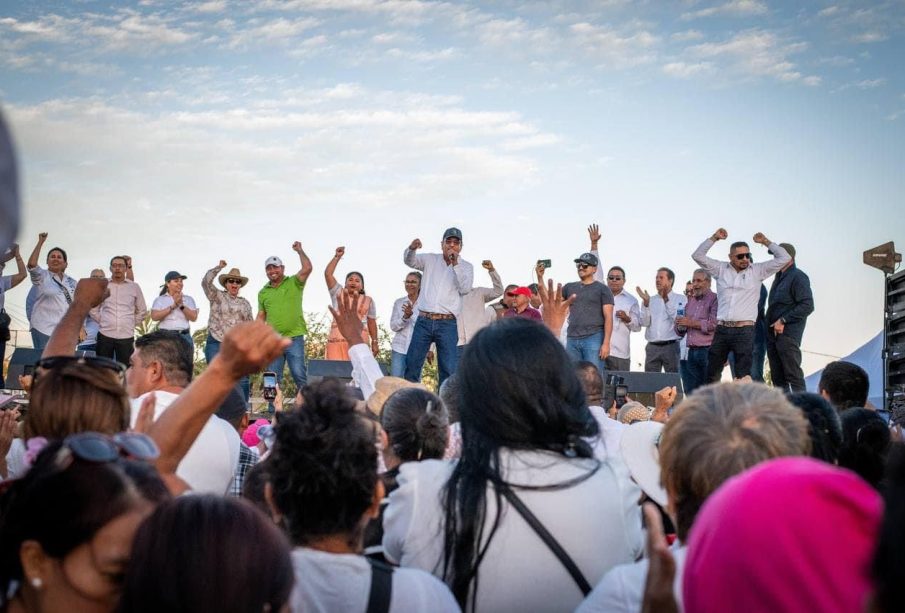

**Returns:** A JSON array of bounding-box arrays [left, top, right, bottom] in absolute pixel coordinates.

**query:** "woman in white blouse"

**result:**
[[382, 318, 643, 612], [151, 270, 199, 345]]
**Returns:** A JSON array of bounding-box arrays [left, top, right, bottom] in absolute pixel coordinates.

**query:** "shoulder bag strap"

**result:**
[[498, 482, 592, 596], [50, 276, 73, 305], [366, 557, 394, 613]]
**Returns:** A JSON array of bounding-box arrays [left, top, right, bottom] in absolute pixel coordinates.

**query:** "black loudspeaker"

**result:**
[[306, 359, 392, 385], [607, 370, 684, 407], [885, 268, 905, 413], [4, 348, 41, 389]]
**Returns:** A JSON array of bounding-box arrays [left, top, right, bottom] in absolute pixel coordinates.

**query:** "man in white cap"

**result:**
[[257, 241, 313, 390], [402, 227, 473, 386]]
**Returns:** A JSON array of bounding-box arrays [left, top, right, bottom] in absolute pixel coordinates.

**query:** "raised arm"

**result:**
[[202, 260, 226, 302], [588, 223, 606, 284], [27, 232, 47, 270], [692, 228, 727, 275], [329, 291, 383, 399], [124, 255, 134, 282], [325, 246, 344, 290], [452, 259, 474, 296], [5, 244, 26, 287], [292, 241, 313, 283], [403, 238, 425, 270], [483, 260, 503, 301], [753, 234, 791, 279]]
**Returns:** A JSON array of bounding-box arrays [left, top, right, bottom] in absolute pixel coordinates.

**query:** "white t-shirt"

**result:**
[[130, 390, 239, 494], [289, 547, 460, 613], [383, 450, 643, 612], [152, 294, 197, 330], [577, 544, 687, 613], [588, 405, 627, 462]]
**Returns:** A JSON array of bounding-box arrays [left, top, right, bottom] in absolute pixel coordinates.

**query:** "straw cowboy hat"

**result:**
[[218, 267, 249, 288]]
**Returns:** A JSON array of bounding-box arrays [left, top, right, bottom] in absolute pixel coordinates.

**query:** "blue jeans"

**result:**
[[206, 334, 250, 401], [31, 329, 50, 352], [683, 346, 710, 395], [404, 317, 458, 386], [390, 350, 407, 378], [267, 334, 307, 390], [565, 331, 607, 375]]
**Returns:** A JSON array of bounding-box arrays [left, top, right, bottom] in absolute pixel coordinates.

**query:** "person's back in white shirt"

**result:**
[[130, 391, 239, 494]]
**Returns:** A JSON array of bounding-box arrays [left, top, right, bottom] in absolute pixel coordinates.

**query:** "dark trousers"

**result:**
[[95, 332, 135, 366], [645, 341, 679, 373], [605, 356, 630, 372], [766, 331, 806, 393], [683, 346, 710, 394], [707, 326, 754, 383]]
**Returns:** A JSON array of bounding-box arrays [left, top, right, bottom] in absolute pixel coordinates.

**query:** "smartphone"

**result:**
[[615, 384, 628, 409], [23, 364, 35, 377], [262, 371, 277, 401], [537, 259, 552, 269]]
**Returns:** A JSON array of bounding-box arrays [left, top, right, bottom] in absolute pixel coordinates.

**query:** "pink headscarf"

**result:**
[[684, 457, 882, 613], [242, 418, 270, 447]]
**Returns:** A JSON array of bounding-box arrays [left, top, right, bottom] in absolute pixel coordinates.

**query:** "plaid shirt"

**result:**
[[228, 442, 260, 497]]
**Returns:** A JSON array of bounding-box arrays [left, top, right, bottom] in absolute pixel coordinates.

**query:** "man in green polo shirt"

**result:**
[[257, 240, 313, 390]]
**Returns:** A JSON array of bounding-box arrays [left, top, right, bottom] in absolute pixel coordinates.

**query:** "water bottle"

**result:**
[[677, 305, 686, 333]]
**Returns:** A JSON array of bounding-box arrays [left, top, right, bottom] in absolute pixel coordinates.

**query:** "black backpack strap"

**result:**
[[366, 558, 394, 613], [498, 482, 593, 596]]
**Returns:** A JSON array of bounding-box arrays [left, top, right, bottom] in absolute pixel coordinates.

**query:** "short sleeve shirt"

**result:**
[[258, 276, 308, 337], [562, 281, 614, 339], [152, 294, 197, 331]]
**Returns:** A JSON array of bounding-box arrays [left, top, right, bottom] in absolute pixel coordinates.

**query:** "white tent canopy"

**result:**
[[805, 331, 884, 408]]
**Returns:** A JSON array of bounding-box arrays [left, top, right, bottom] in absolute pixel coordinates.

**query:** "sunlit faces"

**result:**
[[265, 264, 285, 284], [607, 268, 625, 295], [165, 277, 183, 295], [655, 270, 674, 293], [224, 278, 242, 297], [730, 245, 752, 271], [404, 274, 421, 295], [691, 272, 710, 297], [441, 237, 462, 260], [109, 258, 127, 281], [47, 248, 67, 274], [577, 263, 596, 281], [344, 273, 364, 293], [126, 348, 154, 399]]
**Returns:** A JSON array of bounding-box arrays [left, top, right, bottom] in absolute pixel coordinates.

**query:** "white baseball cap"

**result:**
[[264, 256, 283, 267]]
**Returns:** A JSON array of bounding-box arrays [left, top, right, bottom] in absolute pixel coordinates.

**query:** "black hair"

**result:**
[[405, 271, 422, 281], [438, 373, 461, 423], [118, 495, 293, 613], [109, 255, 126, 266], [818, 361, 869, 411], [345, 270, 366, 295], [787, 393, 843, 464], [608, 266, 626, 278], [872, 443, 905, 613], [242, 459, 274, 519], [0, 442, 142, 597], [657, 267, 675, 283], [269, 380, 378, 547], [729, 241, 750, 252], [381, 388, 449, 463], [442, 318, 599, 607], [838, 408, 890, 490], [574, 361, 603, 404], [135, 330, 193, 386], [47, 246, 67, 262]]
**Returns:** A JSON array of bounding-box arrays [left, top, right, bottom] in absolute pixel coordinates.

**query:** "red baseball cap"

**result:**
[[506, 287, 532, 297]]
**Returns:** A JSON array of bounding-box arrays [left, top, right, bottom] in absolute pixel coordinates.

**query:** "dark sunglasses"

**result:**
[[576, 263, 592, 270], [54, 432, 160, 470], [225, 278, 242, 285], [607, 275, 623, 281], [734, 253, 752, 261], [35, 355, 126, 382]]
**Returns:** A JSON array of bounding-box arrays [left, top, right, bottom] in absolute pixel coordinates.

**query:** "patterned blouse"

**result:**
[[202, 265, 254, 341]]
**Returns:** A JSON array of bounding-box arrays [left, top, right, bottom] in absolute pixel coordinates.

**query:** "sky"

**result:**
[[1, 0, 903, 375]]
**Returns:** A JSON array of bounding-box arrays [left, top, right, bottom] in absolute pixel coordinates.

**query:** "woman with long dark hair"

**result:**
[[325, 246, 378, 359], [383, 318, 643, 611]]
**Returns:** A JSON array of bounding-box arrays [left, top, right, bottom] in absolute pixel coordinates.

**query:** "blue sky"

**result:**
[[1, 0, 903, 374]]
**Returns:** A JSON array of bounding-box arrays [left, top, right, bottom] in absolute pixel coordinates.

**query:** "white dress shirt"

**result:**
[[692, 239, 789, 322], [590, 251, 639, 359], [27, 265, 77, 336], [457, 268, 503, 345], [402, 249, 473, 316], [389, 296, 420, 354], [640, 292, 686, 342]]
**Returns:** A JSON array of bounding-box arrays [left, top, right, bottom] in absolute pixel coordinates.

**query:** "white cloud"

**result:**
[[569, 22, 659, 68], [671, 30, 704, 42], [687, 29, 818, 85], [854, 78, 886, 89], [682, 0, 768, 20], [226, 17, 321, 48], [851, 31, 888, 44], [193, 0, 228, 13], [384, 47, 458, 62], [662, 61, 714, 78]]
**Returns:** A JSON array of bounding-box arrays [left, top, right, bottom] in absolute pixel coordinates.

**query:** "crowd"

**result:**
[[0, 207, 900, 613]]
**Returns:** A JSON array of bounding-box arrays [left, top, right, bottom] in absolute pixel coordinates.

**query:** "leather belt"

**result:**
[[419, 312, 456, 321], [718, 320, 755, 328], [649, 340, 677, 346]]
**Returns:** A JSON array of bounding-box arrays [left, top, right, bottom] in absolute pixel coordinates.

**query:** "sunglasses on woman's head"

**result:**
[[35, 355, 127, 383], [55, 432, 160, 470]]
